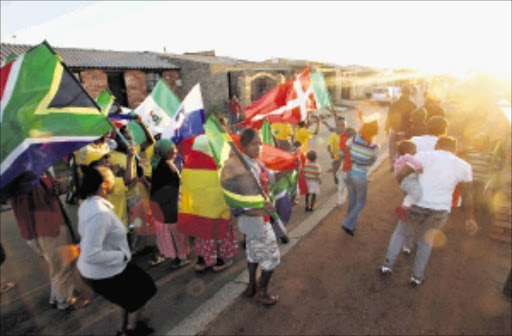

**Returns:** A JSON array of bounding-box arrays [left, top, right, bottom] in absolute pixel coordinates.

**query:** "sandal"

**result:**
[[149, 255, 166, 267], [243, 284, 257, 298], [253, 288, 279, 305], [213, 259, 233, 272], [170, 259, 190, 269]]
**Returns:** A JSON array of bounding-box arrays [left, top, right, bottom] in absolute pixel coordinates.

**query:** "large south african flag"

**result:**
[[0, 42, 112, 190]]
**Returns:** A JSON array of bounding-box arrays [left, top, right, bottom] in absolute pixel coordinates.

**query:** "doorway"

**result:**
[[107, 72, 128, 107]]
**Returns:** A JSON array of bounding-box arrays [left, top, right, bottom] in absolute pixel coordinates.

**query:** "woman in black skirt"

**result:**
[[77, 164, 156, 336]]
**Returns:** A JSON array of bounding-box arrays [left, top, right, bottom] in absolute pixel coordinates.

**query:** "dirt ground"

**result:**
[[202, 163, 512, 335]]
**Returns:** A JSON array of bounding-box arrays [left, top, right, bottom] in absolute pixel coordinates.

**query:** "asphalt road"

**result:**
[[0, 102, 391, 335]]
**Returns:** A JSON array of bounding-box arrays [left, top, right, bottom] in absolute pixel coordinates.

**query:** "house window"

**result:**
[[146, 72, 161, 92]]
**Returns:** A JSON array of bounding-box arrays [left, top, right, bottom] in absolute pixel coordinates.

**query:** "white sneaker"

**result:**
[[409, 276, 423, 287], [379, 266, 392, 275], [402, 247, 412, 256]]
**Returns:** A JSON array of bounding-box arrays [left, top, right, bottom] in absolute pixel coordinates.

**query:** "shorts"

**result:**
[[246, 224, 280, 271], [306, 179, 320, 195]]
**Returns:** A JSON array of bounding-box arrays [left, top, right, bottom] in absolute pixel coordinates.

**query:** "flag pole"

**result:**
[[216, 118, 287, 236]]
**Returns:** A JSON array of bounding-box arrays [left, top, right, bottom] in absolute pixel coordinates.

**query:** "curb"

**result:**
[[167, 151, 389, 336]]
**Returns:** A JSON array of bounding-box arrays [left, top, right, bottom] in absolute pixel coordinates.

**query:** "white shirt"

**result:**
[[411, 135, 438, 153], [414, 150, 472, 212], [77, 196, 131, 279]]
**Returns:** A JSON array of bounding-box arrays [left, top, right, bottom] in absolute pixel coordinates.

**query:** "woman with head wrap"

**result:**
[[150, 140, 190, 269]]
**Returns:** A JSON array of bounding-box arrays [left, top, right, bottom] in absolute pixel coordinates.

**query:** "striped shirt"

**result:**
[[304, 162, 321, 181], [464, 149, 494, 182], [348, 136, 379, 174]]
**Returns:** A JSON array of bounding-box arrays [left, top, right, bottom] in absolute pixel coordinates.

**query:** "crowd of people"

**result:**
[[0, 87, 507, 335]]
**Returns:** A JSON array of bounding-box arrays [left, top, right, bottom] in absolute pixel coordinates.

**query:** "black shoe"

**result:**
[[134, 320, 154, 335], [342, 226, 354, 236], [280, 236, 290, 244]]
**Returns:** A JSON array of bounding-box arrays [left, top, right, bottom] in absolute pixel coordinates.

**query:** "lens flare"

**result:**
[[476, 292, 509, 317], [186, 278, 206, 297], [423, 228, 447, 248]]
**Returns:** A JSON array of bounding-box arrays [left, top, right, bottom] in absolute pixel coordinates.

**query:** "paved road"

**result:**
[[0, 103, 391, 335]]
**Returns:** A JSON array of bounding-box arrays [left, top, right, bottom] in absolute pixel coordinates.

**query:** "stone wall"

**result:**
[[167, 59, 228, 116], [80, 70, 108, 100]]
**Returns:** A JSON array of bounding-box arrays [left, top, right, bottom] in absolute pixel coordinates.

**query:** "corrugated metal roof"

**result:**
[[160, 52, 249, 65], [0, 43, 179, 70]]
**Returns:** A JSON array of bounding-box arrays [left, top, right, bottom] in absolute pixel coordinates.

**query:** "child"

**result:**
[[336, 127, 357, 206], [294, 119, 320, 152], [325, 118, 346, 185], [293, 141, 308, 203], [394, 140, 423, 223], [303, 150, 321, 211]]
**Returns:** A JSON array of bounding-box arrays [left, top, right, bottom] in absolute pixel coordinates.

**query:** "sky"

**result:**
[[1, 1, 511, 82]]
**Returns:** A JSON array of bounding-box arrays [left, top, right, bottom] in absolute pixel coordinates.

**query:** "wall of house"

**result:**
[[162, 70, 181, 98], [79, 68, 180, 109], [166, 59, 229, 116], [124, 70, 146, 109], [80, 70, 108, 100]]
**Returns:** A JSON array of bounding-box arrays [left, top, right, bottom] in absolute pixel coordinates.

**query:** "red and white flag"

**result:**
[[243, 68, 317, 128]]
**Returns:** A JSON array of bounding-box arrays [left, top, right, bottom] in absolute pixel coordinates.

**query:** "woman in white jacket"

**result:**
[[77, 165, 156, 336]]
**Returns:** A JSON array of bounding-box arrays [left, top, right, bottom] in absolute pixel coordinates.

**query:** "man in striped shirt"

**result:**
[[341, 121, 380, 236]]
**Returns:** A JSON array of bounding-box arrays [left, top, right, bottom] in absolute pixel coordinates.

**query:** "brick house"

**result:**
[[1, 43, 181, 109], [158, 50, 292, 114]]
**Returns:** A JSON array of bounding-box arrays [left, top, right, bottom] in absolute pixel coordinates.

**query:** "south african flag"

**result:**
[[0, 41, 112, 191]]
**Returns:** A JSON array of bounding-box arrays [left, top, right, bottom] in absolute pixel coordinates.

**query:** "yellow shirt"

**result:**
[[105, 177, 128, 227], [272, 123, 292, 141], [327, 133, 341, 160], [109, 149, 139, 200], [76, 143, 110, 165], [139, 144, 154, 177], [294, 127, 314, 151]]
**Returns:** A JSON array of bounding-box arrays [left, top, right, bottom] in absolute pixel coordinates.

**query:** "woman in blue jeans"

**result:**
[[342, 120, 380, 236]]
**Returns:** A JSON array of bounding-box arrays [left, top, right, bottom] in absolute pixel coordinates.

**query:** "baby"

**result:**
[[394, 140, 423, 221]]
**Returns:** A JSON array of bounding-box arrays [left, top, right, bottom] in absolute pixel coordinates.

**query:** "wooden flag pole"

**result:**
[[217, 121, 287, 236]]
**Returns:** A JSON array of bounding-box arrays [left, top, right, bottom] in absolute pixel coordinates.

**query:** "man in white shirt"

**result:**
[[411, 116, 448, 152], [400, 116, 449, 254], [380, 136, 478, 286]]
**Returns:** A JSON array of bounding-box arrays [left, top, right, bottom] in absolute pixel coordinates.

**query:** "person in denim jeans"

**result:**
[[341, 120, 380, 236], [380, 137, 478, 287]]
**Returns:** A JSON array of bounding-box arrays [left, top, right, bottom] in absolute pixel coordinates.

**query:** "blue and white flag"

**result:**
[[162, 84, 205, 144]]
